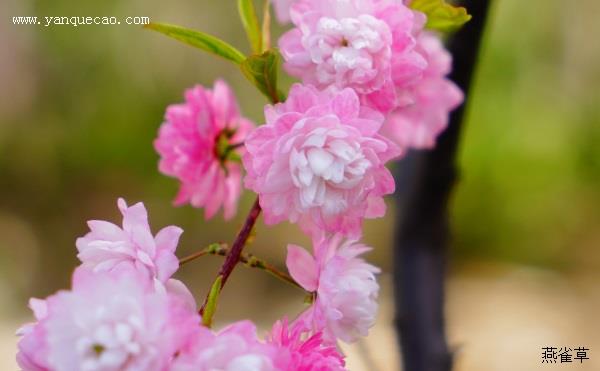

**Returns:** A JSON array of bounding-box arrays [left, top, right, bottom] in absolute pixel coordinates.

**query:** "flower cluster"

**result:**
[[17, 200, 346, 370], [17, 268, 198, 371], [279, 0, 427, 113], [17, 199, 198, 370], [277, 0, 462, 149], [17, 0, 464, 368]]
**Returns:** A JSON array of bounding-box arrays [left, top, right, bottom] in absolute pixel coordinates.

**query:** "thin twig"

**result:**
[[242, 254, 302, 290], [178, 243, 226, 266], [180, 243, 303, 290]]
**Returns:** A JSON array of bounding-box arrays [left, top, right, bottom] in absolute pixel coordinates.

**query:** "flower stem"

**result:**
[[179, 243, 226, 266], [241, 253, 302, 290], [199, 197, 262, 315]]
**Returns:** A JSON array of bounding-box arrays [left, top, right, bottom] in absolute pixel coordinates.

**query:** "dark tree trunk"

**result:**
[[393, 1, 492, 370]]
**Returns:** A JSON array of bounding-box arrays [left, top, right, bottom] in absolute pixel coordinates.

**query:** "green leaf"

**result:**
[[409, 0, 472, 32], [238, 0, 262, 53], [202, 275, 223, 328], [144, 23, 245, 65], [240, 49, 283, 103]]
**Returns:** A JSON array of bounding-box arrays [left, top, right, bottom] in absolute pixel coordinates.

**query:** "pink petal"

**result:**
[[86, 220, 124, 241], [155, 250, 179, 282], [286, 244, 319, 292], [28, 298, 47, 320], [331, 88, 360, 121], [211, 79, 239, 127], [165, 278, 197, 311], [218, 320, 258, 342], [364, 196, 387, 218], [155, 226, 183, 254]]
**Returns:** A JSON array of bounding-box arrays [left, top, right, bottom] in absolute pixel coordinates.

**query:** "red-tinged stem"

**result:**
[[199, 197, 262, 315]]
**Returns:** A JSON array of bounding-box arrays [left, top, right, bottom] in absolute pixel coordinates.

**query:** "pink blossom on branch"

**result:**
[[279, 0, 427, 113], [172, 320, 277, 371], [16, 268, 200, 371], [243, 84, 400, 238], [174, 318, 346, 371], [267, 318, 346, 370], [382, 32, 463, 149], [76, 198, 182, 289], [286, 235, 380, 343], [154, 80, 255, 220]]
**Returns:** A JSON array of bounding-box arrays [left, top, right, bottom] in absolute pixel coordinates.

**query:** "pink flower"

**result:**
[[16, 299, 50, 371], [286, 235, 380, 343], [271, 0, 295, 24], [154, 80, 255, 220], [279, 0, 427, 113], [267, 318, 346, 370], [243, 84, 399, 238], [382, 32, 463, 149], [17, 268, 200, 371], [172, 321, 277, 371], [76, 198, 183, 289]]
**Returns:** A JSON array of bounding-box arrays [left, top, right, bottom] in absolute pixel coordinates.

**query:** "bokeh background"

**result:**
[[1, 0, 599, 369]]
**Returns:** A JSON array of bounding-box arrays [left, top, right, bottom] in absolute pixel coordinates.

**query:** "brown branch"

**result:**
[[199, 197, 262, 315]]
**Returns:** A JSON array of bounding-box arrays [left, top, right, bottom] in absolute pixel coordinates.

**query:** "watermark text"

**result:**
[[12, 16, 150, 27]]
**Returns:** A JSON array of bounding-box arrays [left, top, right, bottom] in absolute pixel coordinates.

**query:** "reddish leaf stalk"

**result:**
[[200, 197, 262, 314]]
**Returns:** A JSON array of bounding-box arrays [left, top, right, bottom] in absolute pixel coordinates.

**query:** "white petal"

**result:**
[[307, 148, 334, 176]]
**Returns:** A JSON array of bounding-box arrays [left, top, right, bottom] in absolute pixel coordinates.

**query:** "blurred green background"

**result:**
[[1, 0, 599, 369]]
